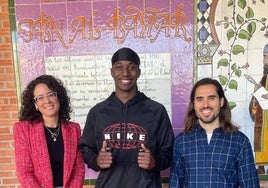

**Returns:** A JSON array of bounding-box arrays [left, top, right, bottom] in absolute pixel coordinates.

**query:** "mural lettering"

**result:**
[[17, 5, 191, 49]]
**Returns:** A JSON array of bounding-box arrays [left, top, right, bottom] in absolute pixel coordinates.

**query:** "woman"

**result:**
[[13, 75, 85, 188]]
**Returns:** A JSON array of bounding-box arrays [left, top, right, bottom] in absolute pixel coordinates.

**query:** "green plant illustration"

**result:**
[[216, 0, 267, 109]]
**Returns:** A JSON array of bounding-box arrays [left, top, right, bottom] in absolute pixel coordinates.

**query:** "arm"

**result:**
[[238, 136, 260, 188], [169, 138, 184, 188], [13, 122, 41, 187], [78, 111, 102, 171], [68, 124, 85, 187], [154, 108, 175, 171]]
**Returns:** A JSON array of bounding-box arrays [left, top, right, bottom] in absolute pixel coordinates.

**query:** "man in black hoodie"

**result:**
[[79, 47, 175, 188]]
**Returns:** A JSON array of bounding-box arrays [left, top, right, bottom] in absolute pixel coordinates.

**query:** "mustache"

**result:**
[[200, 107, 213, 110]]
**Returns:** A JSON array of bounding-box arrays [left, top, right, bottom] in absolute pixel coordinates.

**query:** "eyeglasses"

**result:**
[[34, 91, 57, 103]]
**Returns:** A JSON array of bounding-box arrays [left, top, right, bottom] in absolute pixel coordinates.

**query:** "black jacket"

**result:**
[[79, 91, 175, 188]]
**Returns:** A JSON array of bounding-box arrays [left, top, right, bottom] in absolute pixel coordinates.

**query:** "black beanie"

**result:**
[[111, 47, 140, 66]]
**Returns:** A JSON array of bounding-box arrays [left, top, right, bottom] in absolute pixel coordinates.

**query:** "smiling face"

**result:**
[[111, 60, 140, 100], [193, 84, 224, 130], [34, 83, 60, 121]]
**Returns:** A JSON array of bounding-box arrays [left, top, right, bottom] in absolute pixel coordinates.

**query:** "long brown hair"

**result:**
[[184, 78, 239, 133]]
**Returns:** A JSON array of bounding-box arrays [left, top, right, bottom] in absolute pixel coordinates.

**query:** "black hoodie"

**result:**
[[79, 91, 175, 188]]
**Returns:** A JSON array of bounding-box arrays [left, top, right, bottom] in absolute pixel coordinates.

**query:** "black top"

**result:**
[[44, 126, 64, 187], [79, 91, 175, 188]]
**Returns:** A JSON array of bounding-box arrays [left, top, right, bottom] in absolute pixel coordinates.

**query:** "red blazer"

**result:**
[[13, 121, 85, 188]]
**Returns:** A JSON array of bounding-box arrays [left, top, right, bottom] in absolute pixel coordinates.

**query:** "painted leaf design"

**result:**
[[232, 45, 245, 55], [238, 29, 250, 40], [227, 29, 235, 40], [245, 7, 254, 18], [238, 0, 247, 9], [228, 102, 237, 110], [235, 70, 242, 77], [219, 75, 228, 86], [231, 63, 237, 70], [224, 22, 230, 29], [236, 14, 244, 24], [261, 17, 267, 22], [218, 59, 229, 68], [247, 22, 256, 35], [228, 79, 238, 90], [228, 0, 234, 6]]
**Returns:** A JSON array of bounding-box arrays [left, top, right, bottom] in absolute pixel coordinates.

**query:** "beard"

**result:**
[[198, 108, 220, 124]]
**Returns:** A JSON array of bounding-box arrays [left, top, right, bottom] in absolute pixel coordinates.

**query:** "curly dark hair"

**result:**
[[184, 77, 239, 133], [19, 74, 72, 123]]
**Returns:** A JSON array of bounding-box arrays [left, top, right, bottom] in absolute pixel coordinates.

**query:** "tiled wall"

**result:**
[[0, 0, 268, 187], [196, 0, 268, 179]]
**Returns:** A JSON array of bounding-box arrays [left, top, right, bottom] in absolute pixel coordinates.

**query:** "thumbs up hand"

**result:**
[[137, 143, 155, 170], [97, 140, 113, 169]]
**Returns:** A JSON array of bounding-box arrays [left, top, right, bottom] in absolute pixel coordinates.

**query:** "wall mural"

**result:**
[[10, 0, 268, 182], [11, 0, 193, 180], [196, 0, 268, 179]]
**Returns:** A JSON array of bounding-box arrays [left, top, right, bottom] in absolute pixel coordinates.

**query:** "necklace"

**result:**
[[45, 126, 60, 142]]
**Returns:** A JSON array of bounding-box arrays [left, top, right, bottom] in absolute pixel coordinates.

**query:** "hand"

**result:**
[[254, 83, 261, 91], [137, 143, 155, 170], [97, 140, 112, 169]]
